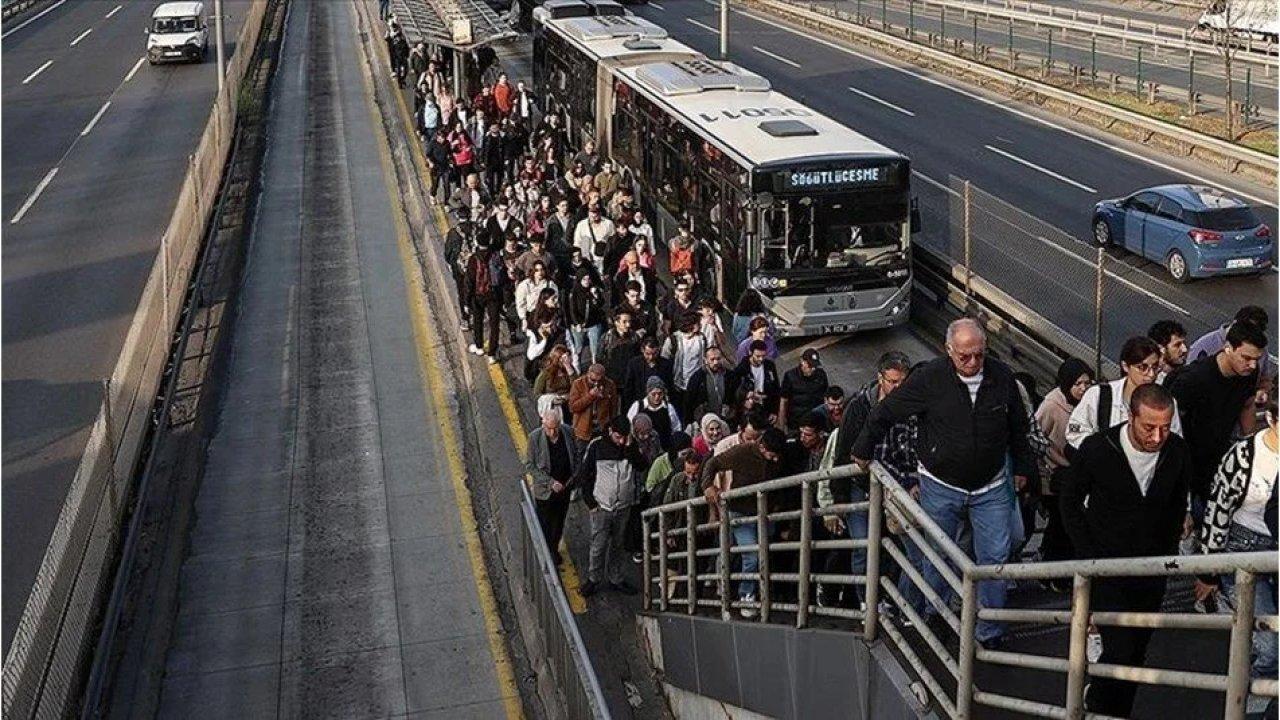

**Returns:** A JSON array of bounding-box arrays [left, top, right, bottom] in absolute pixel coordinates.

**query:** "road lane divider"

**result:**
[[80, 101, 112, 136], [1, 0, 67, 38], [21, 60, 52, 84], [650, 1, 664, 9], [686, 17, 716, 32], [104, 4, 122, 19], [10, 167, 57, 224], [124, 56, 145, 82], [848, 85, 915, 116], [752, 44, 801, 68], [983, 144, 1097, 193], [69, 27, 91, 46]]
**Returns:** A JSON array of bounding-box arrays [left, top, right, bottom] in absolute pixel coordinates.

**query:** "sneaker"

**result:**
[[1086, 631, 1103, 663], [816, 584, 829, 608], [609, 580, 638, 595], [468, 344, 483, 355], [631, 552, 643, 564], [739, 593, 758, 618], [487, 355, 498, 365], [579, 581, 599, 597]]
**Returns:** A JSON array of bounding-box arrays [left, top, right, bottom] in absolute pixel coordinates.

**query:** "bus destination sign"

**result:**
[[780, 165, 891, 191]]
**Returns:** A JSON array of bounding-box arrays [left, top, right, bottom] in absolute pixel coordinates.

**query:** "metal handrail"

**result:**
[[642, 460, 1280, 720]]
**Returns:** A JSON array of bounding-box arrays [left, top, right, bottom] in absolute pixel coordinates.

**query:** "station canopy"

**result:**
[[389, 0, 518, 50]]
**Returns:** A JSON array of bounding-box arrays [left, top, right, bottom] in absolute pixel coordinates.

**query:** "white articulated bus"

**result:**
[[533, 0, 917, 337]]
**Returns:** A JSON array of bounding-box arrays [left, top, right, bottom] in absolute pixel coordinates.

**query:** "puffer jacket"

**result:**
[[574, 435, 645, 512]]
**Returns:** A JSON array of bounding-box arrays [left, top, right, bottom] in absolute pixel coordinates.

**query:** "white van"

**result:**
[[146, 2, 208, 65]]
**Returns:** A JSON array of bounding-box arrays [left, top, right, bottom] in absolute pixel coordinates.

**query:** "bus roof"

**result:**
[[539, 8, 903, 169], [614, 59, 902, 168]]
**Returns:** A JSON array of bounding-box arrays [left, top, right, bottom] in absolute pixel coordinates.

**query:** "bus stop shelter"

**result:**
[[389, 0, 518, 96]]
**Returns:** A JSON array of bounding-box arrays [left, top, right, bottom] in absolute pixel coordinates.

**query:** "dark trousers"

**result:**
[[471, 295, 501, 355], [484, 167, 503, 195], [536, 490, 572, 562], [1088, 576, 1166, 717], [1039, 495, 1074, 563]]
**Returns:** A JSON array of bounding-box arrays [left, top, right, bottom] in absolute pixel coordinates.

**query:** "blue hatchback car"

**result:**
[[1092, 184, 1272, 282]]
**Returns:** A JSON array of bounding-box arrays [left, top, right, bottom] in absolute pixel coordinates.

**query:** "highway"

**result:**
[[635, 0, 1276, 354], [1, 0, 252, 654]]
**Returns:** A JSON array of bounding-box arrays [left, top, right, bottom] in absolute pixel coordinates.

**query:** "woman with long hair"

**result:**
[[533, 343, 576, 423]]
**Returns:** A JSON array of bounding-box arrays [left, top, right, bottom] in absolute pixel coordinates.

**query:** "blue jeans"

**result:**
[[729, 511, 760, 600], [1221, 524, 1278, 680], [845, 485, 870, 607], [918, 474, 1013, 642], [570, 324, 603, 367]]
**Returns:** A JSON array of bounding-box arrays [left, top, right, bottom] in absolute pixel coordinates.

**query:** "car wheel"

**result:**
[[1092, 218, 1112, 247], [1166, 250, 1190, 283]]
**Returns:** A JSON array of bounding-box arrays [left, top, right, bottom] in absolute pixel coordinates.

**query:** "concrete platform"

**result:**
[[155, 2, 520, 717]]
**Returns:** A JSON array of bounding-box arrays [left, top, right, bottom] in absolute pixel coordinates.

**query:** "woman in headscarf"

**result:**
[[1034, 357, 1095, 580], [693, 413, 728, 458]]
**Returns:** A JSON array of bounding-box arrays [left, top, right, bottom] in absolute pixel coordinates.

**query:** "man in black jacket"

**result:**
[[727, 340, 781, 422], [622, 337, 675, 410], [852, 319, 1033, 648], [1059, 384, 1191, 718]]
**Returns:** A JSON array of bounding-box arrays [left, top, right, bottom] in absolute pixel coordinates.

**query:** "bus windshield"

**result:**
[[757, 195, 905, 271]]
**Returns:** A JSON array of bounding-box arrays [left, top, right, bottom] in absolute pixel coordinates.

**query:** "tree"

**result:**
[[1202, 0, 1241, 140]]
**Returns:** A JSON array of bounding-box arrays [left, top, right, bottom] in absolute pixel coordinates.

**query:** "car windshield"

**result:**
[[757, 195, 903, 271], [1191, 207, 1260, 231], [153, 16, 199, 33]]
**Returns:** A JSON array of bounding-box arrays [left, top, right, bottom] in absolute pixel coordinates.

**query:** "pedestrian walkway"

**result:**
[[154, 2, 520, 717]]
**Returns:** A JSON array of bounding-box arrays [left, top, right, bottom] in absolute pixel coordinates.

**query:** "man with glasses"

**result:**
[[1067, 336, 1184, 452], [852, 319, 1035, 649]]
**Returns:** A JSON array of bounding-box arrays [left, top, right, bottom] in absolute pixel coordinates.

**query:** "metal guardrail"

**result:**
[[961, 0, 1278, 62], [2, 0, 42, 22], [517, 480, 614, 720], [0, 2, 271, 718], [641, 462, 1280, 720], [744, 0, 1279, 184]]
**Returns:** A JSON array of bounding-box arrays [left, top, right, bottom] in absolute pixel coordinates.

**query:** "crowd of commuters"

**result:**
[[379, 19, 1274, 716]]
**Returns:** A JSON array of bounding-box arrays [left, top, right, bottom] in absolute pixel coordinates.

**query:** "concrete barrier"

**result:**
[[0, 2, 270, 717]]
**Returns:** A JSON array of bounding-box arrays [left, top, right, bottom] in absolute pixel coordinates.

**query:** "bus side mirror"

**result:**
[[910, 199, 922, 235]]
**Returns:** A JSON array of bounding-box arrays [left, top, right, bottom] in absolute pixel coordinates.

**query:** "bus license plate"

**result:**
[[821, 323, 853, 334], [1227, 258, 1254, 269]]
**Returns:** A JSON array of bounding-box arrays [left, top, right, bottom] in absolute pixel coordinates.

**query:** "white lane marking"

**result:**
[[1, 0, 68, 38], [984, 144, 1097, 193], [650, 1, 665, 9], [687, 17, 717, 32], [80, 101, 111, 136], [104, 4, 123, 18], [11, 167, 58, 224], [848, 85, 915, 116], [21, 60, 53, 85], [734, 7, 1277, 209], [69, 27, 92, 46], [752, 44, 801, 68], [124, 56, 146, 83]]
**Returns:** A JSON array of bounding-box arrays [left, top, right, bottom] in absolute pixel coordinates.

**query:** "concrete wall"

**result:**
[[637, 614, 938, 720]]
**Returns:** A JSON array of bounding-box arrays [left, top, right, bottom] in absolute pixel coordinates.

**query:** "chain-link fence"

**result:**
[[911, 173, 1228, 377]]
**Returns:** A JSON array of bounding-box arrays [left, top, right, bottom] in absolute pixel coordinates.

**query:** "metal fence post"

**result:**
[[1045, 28, 1053, 77], [863, 474, 884, 643], [101, 379, 120, 513], [719, 0, 729, 58], [856, 0, 862, 22], [719, 502, 732, 620], [686, 505, 698, 615], [956, 576, 980, 719], [1224, 569, 1258, 720], [1188, 52, 1196, 113], [972, 16, 978, 58], [1090, 35, 1097, 83], [909, 0, 914, 40], [941, 5, 947, 43], [796, 480, 813, 628], [643, 515, 653, 609], [1093, 245, 1104, 378], [757, 492, 771, 622], [881, 0, 887, 30], [1007, 21, 1014, 70], [1136, 46, 1143, 96], [1244, 67, 1253, 124], [1064, 574, 1092, 719], [963, 180, 973, 299], [658, 511, 669, 612]]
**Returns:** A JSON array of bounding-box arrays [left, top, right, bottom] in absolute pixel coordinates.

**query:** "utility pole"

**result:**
[[720, 0, 729, 58], [214, 0, 225, 91]]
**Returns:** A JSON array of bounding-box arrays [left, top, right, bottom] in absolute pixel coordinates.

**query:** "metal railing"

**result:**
[[517, 480, 614, 720], [742, 0, 1278, 183], [0, 2, 271, 718], [641, 461, 1279, 720]]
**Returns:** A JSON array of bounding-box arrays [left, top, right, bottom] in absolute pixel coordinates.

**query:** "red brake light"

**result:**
[[1189, 229, 1222, 245], [1256, 224, 1271, 238]]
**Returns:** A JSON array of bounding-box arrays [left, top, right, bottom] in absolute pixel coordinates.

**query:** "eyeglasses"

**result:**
[[1129, 362, 1160, 375]]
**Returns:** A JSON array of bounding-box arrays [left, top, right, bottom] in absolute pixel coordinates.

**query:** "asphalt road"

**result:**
[[1, 0, 252, 654], [635, 0, 1277, 354], [828, 0, 1279, 124]]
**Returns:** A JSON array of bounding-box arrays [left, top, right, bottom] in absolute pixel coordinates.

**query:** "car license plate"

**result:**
[[1227, 258, 1254, 269], [820, 324, 853, 334]]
